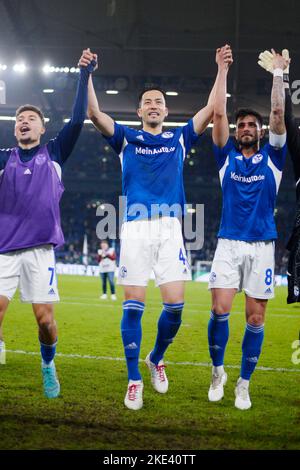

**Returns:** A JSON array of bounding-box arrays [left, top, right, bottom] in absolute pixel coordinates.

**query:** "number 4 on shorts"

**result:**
[[179, 248, 186, 265]]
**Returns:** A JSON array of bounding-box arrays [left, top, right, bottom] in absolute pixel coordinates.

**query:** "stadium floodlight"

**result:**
[[43, 65, 78, 74], [0, 116, 15, 121], [0, 64, 7, 71], [162, 121, 186, 127], [166, 91, 178, 96], [106, 90, 119, 94], [63, 119, 249, 129], [226, 93, 231, 98], [13, 63, 26, 73], [0, 115, 50, 122], [43, 89, 54, 94], [116, 120, 141, 126], [42, 64, 52, 74]]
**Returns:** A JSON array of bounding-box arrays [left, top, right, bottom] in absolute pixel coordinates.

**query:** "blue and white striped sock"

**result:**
[[150, 302, 184, 365], [40, 339, 57, 366], [208, 310, 229, 368], [121, 300, 145, 381], [241, 323, 265, 380]]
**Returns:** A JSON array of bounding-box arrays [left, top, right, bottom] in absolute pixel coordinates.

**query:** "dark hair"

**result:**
[[138, 86, 167, 107], [235, 108, 263, 128], [15, 104, 45, 126]]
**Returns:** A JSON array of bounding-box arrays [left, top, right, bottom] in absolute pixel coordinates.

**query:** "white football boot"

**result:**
[[145, 352, 168, 394], [124, 380, 143, 410], [235, 377, 252, 410], [208, 367, 227, 402]]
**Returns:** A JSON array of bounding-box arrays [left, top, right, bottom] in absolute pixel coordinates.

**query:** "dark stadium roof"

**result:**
[[1, 0, 300, 121]]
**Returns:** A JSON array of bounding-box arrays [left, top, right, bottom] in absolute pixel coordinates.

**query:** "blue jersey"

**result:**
[[213, 138, 287, 241], [104, 120, 200, 221]]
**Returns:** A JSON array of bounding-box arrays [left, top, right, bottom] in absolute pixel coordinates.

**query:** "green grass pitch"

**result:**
[[0, 275, 299, 450]]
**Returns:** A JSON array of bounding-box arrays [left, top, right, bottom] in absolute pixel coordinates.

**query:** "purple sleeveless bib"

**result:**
[[0, 146, 64, 253]]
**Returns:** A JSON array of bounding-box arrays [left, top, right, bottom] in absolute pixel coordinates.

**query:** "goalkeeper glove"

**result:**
[[258, 50, 274, 73], [258, 48, 290, 74]]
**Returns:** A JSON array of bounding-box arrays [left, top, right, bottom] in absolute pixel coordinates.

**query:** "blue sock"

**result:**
[[241, 323, 264, 380], [40, 339, 57, 365], [150, 303, 183, 365], [121, 300, 144, 381], [208, 311, 229, 367]]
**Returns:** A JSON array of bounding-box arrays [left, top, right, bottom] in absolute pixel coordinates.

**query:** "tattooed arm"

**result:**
[[269, 49, 288, 134]]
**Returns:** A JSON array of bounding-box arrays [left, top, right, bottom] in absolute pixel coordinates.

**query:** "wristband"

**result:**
[[273, 68, 284, 78]]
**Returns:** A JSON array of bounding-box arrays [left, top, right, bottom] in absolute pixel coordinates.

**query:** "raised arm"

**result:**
[[47, 53, 96, 165], [269, 49, 288, 135], [193, 45, 232, 136], [212, 45, 233, 147], [79, 49, 114, 137], [192, 79, 215, 135]]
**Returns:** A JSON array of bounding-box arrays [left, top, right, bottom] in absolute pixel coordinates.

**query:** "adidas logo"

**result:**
[[125, 342, 138, 350], [164, 337, 174, 344], [209, 344, 222, 350], [246, 356, 258, 363], [24, 169, 32, 175], [265, 287, 272, 294], [48, 288, 56, 295], [136, 135, 144, 141]]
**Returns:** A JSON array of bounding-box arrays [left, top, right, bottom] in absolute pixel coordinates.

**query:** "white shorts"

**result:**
[[118, 217, 191, 287], [208, 238, 275, 299], [0, 245, 60, 303]]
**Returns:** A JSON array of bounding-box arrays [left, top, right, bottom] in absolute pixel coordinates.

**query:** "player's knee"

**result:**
[[247, 313, 264, 326], [212, 303, 230, 315], [124, 292, 145, 302], [36, 307, 56, 332], [38, 317, 56, 332], [163, 297, 184, 305]]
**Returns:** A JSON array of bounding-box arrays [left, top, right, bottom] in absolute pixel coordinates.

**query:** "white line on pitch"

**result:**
[[57, 301, 300, 318], [10, 295, 300, 315], [6, 349, 300, 373], [61, 295, 300, 312]]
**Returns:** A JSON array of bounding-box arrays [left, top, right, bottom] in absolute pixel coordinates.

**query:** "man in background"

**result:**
[[98, 240, 117, 301]]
